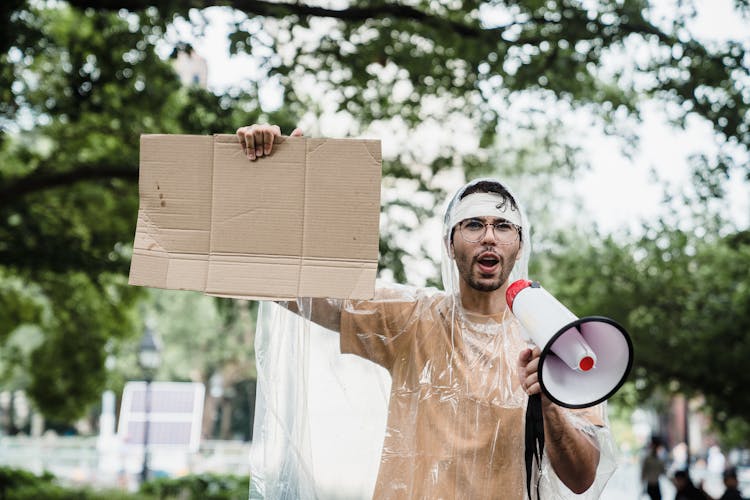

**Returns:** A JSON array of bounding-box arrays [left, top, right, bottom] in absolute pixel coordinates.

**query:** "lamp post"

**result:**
[[137, 323, 161, 484]]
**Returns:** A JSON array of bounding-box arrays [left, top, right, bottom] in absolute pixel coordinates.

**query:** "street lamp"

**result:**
[[137, 323, 161, 484]]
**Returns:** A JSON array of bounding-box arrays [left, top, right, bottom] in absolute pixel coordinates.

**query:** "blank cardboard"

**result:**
[[128, 134, 381, 299]]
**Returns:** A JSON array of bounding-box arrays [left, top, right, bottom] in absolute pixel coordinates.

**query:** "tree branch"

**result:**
[[63, 0, 678, 51], [0, 165, 138, 207], [65, 0, 505, 39]]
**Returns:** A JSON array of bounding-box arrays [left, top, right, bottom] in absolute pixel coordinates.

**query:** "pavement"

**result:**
[[601, 460, 750, 500], [602, 461, 676, 499]]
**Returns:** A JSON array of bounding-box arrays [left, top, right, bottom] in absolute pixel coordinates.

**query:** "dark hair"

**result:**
[[459, 180, 519, 212], [451, 180, 523, 243], [724, 467, 738, 480]]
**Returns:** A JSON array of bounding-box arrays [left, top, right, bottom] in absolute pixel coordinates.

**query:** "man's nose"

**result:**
[[480, 224, 497, 244]]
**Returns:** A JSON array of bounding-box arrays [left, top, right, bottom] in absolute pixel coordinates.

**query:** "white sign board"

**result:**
[[117, 381, 205, 452]]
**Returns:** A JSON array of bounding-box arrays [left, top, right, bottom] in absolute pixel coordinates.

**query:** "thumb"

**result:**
[[290, 127, 304, 137]]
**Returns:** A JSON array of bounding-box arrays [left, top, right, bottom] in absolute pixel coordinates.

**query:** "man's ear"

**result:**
[[515, 242, 523, 261], [449, 241, 455, 259]]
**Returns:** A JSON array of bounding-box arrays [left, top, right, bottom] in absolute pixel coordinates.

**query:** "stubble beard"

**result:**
[[468, 275, 504, 292], [467, 264, 513, 292], [457, 246, 519, 292]]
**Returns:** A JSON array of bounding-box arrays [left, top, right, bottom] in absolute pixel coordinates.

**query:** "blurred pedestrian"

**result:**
[[708, 446, 727, 476], [719, 468, 745, 500], [672, 443, 689, 473], [673, 469, 712, 500], [643, 436, 667, 500]]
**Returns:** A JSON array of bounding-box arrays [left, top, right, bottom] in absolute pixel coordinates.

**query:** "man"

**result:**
[[642, 436, 667, 500], [673, 470, 711, 500], [719, 468, 745, 500], [237, 124, 616, 499]]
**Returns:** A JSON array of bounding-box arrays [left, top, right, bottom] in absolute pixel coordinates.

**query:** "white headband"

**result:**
[[449, 192, 523, 229]]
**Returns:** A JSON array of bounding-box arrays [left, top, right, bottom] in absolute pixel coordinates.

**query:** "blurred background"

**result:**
[[0, 0, 748, 498]]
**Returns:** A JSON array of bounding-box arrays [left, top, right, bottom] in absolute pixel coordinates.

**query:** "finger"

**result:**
[[267, 125, 282, 156], [518, 347, 532, 364], [245, 127, 257, 160], [236, 127, 248, 156], [253, 128, 264, 159], [245, 125, 263, 160], [263, 129, 274, 156], [526, 355, 539, 375], [237, 126, 257, 158], [290, 127, 304, 137], [523, 367, 540, 394], [526, 380, 541, 395]]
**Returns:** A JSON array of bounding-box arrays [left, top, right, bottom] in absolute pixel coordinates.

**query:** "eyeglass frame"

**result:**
[[455, 217, 522, 245]]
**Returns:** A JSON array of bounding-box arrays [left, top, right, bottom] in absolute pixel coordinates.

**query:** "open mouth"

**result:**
[[476, 253, 500, 274]]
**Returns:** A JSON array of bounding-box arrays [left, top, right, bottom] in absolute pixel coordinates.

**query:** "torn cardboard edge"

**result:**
[[128, 133, 382, 300]]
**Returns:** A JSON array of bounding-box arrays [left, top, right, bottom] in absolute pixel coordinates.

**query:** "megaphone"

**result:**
[[506, 280, 633, 409]]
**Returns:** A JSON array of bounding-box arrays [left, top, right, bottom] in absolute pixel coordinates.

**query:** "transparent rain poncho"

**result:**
[[249, 179, 618, 499]]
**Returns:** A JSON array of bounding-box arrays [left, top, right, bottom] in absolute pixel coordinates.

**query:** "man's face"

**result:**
[[450, 216, 522, 292], [724, 476, 738, 490]]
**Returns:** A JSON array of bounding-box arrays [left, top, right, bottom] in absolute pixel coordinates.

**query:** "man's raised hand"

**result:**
[[236, 124, 304, 161]]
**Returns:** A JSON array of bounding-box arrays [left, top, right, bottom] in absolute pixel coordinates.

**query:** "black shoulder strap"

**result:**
[[525, 393, 545, 500]]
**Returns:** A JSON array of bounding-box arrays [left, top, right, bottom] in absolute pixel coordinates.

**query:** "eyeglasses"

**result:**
[[458, 218, 520, 244]]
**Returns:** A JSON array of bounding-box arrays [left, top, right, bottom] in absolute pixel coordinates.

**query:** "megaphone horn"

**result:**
[[506, 280, 634, 409]]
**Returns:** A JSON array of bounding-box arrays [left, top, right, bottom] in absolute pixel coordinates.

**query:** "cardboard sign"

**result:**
[[128, 134, 381, 300]]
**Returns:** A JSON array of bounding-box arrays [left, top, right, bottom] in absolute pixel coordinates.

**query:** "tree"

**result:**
[[149, 290, 257, 440], [1, 0, 748, 425], [4, 0, 747, 281], [537, 222, 750, 433], [0, 3, 274, 422], [57, 0, 750, 183]]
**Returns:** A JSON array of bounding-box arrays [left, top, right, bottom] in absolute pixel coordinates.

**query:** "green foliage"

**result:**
[[1, 0, 749, 434], [0, 3, 268, 422], [537, 224, 750, 432], [0, 466, 56, 491], [216, 0, 747, 181], [0, 467, 247, 500], [0, 467, 136, 500], [718, 417, 750, 450], [146, 289, 256, 384], [51, 0, 750, 196], [27, 272, 140, 421], [139, 473, 250, 500]]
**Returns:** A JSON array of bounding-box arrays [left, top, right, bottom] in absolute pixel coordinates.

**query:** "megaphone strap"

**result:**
[[524, 393, 544, 500]]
